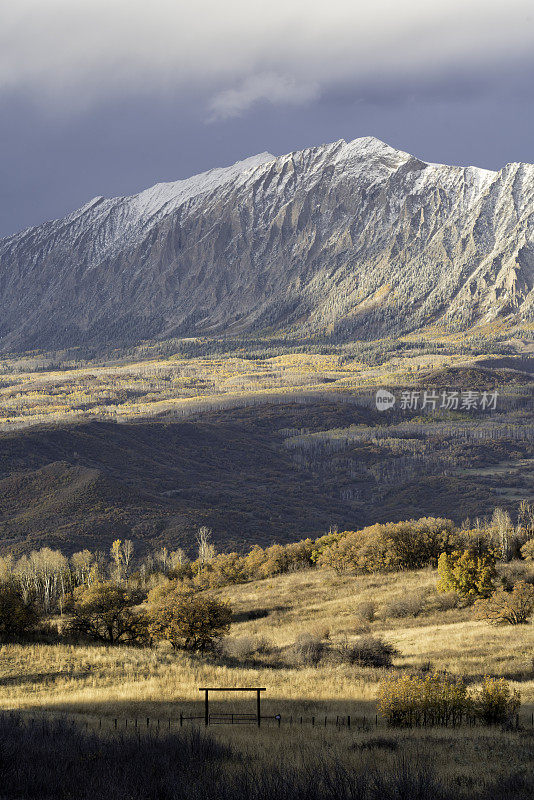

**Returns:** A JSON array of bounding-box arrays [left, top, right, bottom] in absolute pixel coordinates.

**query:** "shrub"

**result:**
[[473, 582, 534, 625], [290, 633, 326, 666], [431, 590, 460, 612], [473, 677, 520, 725], [315, 533, 363, 574], [146, 578, 180, 604], [520, 538, 534, 561], [497, 560, 533, 590], [196, 552, 248, 588], [378, 674, 471, 727], [242, 545, 269, 578], [338, 635, 397, 668], [258, 544, 293, 578], [310, 529, 347, 564], [0, 584, 40, 641], [384, 590, 427, 619], [68, 582, 148, 645], [148, 586, 231, 651], [283, 539, 315, 571], [355, 601, 376, 622], [240, 540, 315, 581], [437, 549, 497, 600], [219, 635, 271, 661]]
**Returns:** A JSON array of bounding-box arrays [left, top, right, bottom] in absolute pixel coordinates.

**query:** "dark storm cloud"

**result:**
[[318, 57, 534, 109]]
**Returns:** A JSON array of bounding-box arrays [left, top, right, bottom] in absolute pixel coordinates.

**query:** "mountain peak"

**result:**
[[0, 137, 532, 353], [346, 135, 406, 152]]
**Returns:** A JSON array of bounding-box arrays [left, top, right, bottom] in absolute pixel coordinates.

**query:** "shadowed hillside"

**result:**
[[0, 397, 530, 555], [0, 406, 368, 554]]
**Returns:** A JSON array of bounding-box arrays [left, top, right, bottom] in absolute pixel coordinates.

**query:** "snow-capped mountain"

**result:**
[[0, 137, 532, 351]]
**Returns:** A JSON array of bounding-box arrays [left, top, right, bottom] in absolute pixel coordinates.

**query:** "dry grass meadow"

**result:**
[[1, 566, 533, 793]]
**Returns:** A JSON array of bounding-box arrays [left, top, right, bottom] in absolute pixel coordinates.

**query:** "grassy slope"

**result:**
[[1, 566, 532, 792], [1, 567, 532, 716]]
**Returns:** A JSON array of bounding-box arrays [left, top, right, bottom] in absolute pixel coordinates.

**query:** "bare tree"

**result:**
[[491, 508, 513, 561], [169, 549, 187, 570], [517, 500, 534, 540], [196, 527, 216, 566], [14, 556, 33, 604], [71, 550, 96, 587], [157, 547, 169, 573], [0, 554, 14, 584]]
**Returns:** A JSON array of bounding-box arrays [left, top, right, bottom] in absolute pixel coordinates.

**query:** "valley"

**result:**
[[0, 139, 532, 800], [0, 323, 530, 555]]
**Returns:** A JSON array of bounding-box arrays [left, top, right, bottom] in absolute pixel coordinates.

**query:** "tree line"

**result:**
[[1, 502, 534, 646]]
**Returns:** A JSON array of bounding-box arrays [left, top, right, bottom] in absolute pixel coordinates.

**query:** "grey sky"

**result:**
[[1, 0, 534, 236]]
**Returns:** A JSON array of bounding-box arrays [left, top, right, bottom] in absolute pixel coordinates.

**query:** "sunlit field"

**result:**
[[1, 566, 533, 795], [0, 324, 529, 430]]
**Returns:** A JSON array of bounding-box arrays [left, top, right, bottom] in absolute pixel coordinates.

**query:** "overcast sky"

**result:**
[[1, 0, 534, 236]]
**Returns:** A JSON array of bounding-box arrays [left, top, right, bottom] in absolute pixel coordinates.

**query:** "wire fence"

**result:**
[[4, 708, 533, 735]]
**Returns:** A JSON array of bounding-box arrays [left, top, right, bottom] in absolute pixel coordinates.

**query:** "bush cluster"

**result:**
[[186, 540, 316, 589], [147, 584, 232, 651], [337, 636, 397, 667], [378, 673, 469, 727], [68, 583, 149, 645], [287, 633, 397, 668], [66, 581, 232, 652], [378, 673, 520, 727], [314, 518, 460, 575], [474, 581, 534, 625]]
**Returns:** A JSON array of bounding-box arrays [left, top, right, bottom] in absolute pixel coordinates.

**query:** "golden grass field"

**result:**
[[1, 566, 533, 791], [0, 350, 443, 429]]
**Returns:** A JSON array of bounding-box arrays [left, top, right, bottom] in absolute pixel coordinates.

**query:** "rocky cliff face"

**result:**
[[0, 137, 532, 352]]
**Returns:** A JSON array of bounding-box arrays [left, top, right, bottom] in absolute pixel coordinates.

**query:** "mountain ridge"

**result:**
[[1, 136, 533, 352]]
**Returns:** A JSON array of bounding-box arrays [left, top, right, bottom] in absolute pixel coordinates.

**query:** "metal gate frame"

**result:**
[[198, 687, 266, 727]]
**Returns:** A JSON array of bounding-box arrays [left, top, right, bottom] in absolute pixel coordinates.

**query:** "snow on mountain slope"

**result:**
[[0, 137, 532, 352]]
